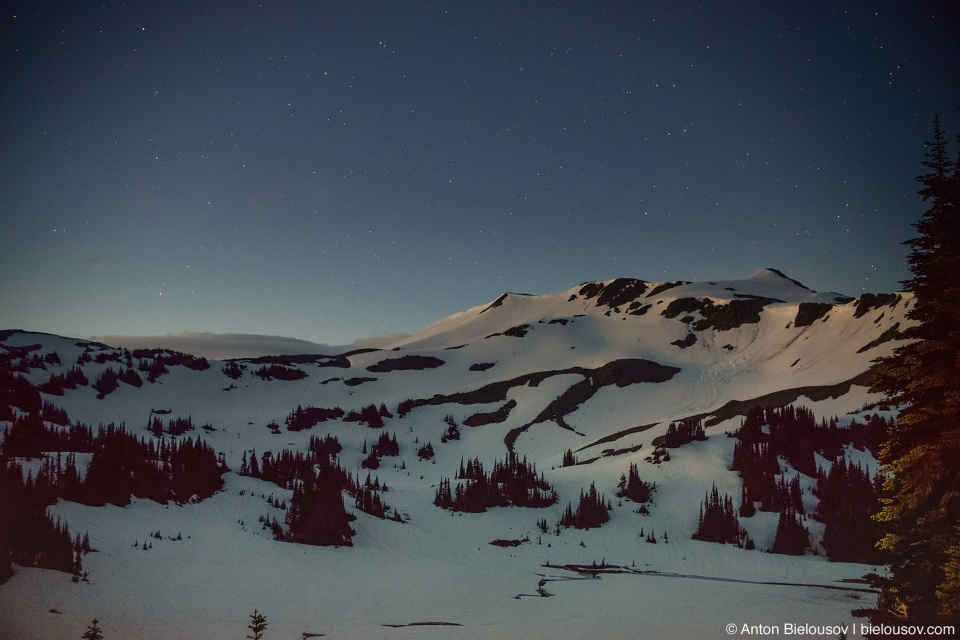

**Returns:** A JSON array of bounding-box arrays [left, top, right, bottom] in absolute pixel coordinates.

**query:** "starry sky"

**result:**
[[2, 1, 958, 347]]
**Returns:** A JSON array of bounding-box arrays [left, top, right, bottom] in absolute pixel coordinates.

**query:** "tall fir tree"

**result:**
[[871, 116, 960, 624]]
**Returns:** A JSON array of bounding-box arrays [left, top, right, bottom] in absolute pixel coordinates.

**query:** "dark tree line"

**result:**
[[239, 434, 343, 487], [661, 417, 706, 448], [83, 428, 224, 506], [284, 405, 345, 432], [0, 459, 87, 582], [814, 458, 883, 563], [729, 404, 889, 558], [343, 403, 392, 428], [1, 418, 226, 506], [131, 348, 209, 377], [735, 406, 888, 480], [254, 364, 307, 381], [148, 415, 194, 438], [434, 453, 557, 513], [0, 367, 43, 418], [2, 351, 59, 373], [2, 414, 95, 457], [91, 367, 145, 399], [41, 401, 69, 426], [39, 366, 89, 396]]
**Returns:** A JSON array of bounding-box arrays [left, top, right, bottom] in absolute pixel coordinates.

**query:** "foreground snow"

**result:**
[[3, 470, 877, 639]]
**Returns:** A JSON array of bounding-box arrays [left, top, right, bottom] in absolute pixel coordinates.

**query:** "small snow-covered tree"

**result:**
[[246, 609, 267, 640]]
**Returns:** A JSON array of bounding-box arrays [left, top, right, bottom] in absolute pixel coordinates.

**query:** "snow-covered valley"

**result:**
[[0, 270, 910, 638]]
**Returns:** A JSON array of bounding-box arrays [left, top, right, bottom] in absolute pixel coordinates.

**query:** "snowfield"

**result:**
[[0, 270, 909, 638]]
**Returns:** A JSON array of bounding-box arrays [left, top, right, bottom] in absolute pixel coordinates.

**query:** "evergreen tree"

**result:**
[[81, 618, 104, 640], [870, 117, 960, 625], [771, 507, 808, 556], [246, 610, 267, 640]]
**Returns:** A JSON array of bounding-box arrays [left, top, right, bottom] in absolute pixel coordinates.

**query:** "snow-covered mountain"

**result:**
[[0, 269, 910, 639]]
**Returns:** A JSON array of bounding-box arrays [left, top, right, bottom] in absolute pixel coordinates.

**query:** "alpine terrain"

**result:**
[[0, 268, 911, 639]]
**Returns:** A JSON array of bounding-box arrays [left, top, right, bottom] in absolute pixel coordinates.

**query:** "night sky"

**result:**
[[2, 1, 958, 347]]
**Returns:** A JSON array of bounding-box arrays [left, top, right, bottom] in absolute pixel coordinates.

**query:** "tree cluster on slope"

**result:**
[[147, 415, 194, 437], [735, 405, 887, 481], [771, 507, 808, 556], [361, 431, 400, 470], [558, 482, 611, 530], [239, 434, 342, 487], [221, 362, 244, 380], [434, 453, 557, 513], [284, 458, 355, 546], [343, 403, 392, 428], [814, 458, 883, 563], [692, 484, 753, 548], [241, 435, 397, 542], [39, 366, 89, 396], [1, 417, 225, 506], [729, 404, 888, 558], [132, 348, 209, 379], [616, 462, 654, 504], [254, 364, 307, 381], [0, 459, 88, 583], [354, 472, 401, 521], [1, 349, 60, 373], [661, 417, 706, 448], [284, 405, 345, 432], [440, 414, 461, 442]]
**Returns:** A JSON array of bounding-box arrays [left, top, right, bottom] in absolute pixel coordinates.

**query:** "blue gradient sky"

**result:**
[[2, 1, 958, 345]]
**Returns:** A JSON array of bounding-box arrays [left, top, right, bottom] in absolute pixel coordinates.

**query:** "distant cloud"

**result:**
[[87, 331, 412, 360], [88, 332, 342, 360], [350, 333, 411, 350]]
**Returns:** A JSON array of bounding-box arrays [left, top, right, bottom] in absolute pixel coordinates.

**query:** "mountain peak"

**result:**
[[745, 268, 813, 292]]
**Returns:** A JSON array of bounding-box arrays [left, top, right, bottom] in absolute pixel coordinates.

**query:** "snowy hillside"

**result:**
[[0, 270, 911, 639]]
